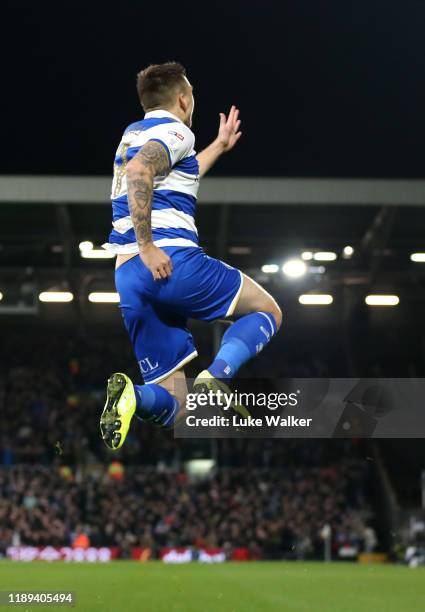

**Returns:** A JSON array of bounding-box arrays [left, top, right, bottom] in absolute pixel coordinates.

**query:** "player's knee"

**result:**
[[268, 302, 282, 331], [258, 293, 282, 331], [274, 305, 283, 330], [251, 299, 282, 331]]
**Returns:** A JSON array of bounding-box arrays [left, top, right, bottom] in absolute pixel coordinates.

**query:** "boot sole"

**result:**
[[100, 373, 127, 450]]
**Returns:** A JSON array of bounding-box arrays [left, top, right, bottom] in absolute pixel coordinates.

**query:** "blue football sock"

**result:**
[[208, 311, 278, 379], [134, 384, 179, 428]]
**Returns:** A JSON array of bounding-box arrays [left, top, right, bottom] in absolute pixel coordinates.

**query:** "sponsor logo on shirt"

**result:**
[[168, 130, 184, 141]]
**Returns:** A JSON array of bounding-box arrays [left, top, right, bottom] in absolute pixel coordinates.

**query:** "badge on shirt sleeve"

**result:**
[[168, 130, 185, 141]]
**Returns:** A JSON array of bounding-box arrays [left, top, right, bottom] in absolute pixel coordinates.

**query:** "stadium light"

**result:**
[[411, 253, 425, 263], [185, 459, 215, 478], [81, 248, 115, 259], [261, 264, 279, 274], [299, 294, 333, 305], [308, 265, 326, 274], [79, 240, 94, 252], [282, 259, 307, 278], [39, 291, 74, 303], [313, 252, 337, 261], [365, 295, 399, 307], [0, 292, 3, 301], [88, 292, 120, 303], [229, 246, 252, 255], [343, 246, 354, 258], [301, 251, 313, 261]]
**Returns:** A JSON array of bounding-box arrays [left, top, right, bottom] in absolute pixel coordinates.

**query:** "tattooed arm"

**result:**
[[126, 140, 172, 280]]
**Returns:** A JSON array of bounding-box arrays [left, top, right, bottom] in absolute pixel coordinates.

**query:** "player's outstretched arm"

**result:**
[[196, 105, 242, 177], [126, 141, 173, 280]]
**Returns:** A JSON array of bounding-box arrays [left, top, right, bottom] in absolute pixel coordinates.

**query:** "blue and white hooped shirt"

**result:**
[[103, 109, 200, 254]]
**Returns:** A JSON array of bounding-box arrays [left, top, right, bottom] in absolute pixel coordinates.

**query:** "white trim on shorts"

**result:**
[[225, 270, 244, 317], [147, 349, 198, 384]]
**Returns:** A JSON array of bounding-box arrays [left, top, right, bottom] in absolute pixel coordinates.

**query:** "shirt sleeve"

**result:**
[[146, 123, 195, 167]]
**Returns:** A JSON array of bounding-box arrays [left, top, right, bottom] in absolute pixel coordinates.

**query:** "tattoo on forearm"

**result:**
[[127, 177, 153, 247], [126, 141, 170, 248]]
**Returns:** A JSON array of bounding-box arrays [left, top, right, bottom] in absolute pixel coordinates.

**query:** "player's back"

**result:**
[[103, 110, 200, 255]]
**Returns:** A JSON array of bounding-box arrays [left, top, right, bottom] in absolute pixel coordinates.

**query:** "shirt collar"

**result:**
[[144, 109, 182, 123]]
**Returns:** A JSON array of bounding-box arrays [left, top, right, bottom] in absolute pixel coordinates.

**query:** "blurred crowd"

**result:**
[[0, 330, 378, 558], [0, 460, 374, 559], [0, 330, 346, 466]]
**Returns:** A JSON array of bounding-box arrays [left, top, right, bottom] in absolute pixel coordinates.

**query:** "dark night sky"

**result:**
[[3, 1, 425, 177]]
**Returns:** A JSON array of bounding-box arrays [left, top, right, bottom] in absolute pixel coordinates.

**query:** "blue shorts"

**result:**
[[115, 247, 243, 383]]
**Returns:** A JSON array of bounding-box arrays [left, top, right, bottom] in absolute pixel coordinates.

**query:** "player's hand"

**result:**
[[216, 105, 242, 152], [139, 242, 173, 281]]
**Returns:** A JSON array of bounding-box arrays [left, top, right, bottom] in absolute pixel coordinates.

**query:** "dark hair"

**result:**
[[136, 62, 188, 111]]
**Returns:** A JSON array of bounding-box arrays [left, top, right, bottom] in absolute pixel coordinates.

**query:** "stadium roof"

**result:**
[[1, 176, 425, 320]]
